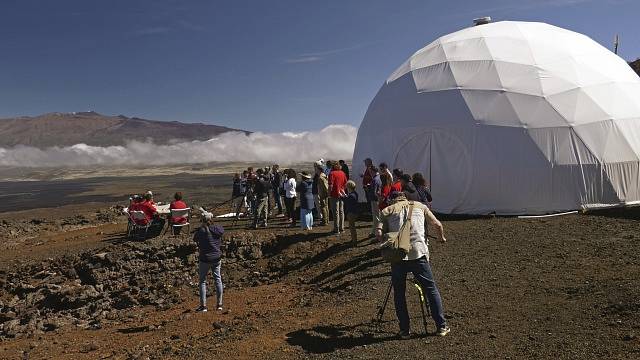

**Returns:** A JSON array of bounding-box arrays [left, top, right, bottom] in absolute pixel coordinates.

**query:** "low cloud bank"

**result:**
[[0, 125, 357, 168]]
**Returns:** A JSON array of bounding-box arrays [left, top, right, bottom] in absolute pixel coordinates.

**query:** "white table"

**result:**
[[123, 204, 171, 215], [155, 204, 170, 215]]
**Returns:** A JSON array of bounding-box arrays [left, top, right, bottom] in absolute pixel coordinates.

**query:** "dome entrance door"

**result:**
[[393, 129, 472, 213]]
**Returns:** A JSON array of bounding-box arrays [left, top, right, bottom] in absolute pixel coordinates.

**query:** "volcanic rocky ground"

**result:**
[[0, 200, 639, 359]]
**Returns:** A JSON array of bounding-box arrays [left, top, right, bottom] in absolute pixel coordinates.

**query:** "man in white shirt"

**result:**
[[376, 191, 450, 339]]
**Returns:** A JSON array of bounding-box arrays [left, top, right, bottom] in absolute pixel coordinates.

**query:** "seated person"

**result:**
[[128, 195, 149, 225], [139, 192, 158, 224], [143, 191, 156, 206], [129, 195, 141, 209], [170, 192, 189, 225]]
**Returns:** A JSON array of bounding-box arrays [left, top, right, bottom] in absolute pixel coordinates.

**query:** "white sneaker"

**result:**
[[436, 326, 451, 336]]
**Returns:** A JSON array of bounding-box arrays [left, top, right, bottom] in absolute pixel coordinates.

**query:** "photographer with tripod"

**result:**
[[376, 191, 450, 339]]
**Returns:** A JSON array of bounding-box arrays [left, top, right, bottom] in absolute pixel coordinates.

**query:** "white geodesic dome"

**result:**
[[352, 21, 640, 215]]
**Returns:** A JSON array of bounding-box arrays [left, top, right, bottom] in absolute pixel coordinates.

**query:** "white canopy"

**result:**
[[352, 21, 640, 215]]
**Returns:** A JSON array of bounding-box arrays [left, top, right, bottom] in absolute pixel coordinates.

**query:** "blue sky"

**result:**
[[1, 0, 638, 132]]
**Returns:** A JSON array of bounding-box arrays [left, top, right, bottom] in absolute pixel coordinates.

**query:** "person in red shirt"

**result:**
[[128, 194, 155, 226], [328, 162, 348, 234], [128, 195, 146, 225], [143, 191, 156, 206], [379, 172, 394, 210], [170, 192, 188, 225], [391, 169, 404, 193], [140, 192, 158, 223]]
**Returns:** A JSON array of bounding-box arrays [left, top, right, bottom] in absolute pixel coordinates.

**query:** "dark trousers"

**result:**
[[284, 197, 296, 222], [148, 217, 165, 238], [391, 256, 446, 332], [272, 190, 283, 214]]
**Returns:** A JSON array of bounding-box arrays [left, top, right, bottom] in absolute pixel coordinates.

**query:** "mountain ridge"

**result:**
[[0, 112, 248, 148], [630, 59, 640, 76]]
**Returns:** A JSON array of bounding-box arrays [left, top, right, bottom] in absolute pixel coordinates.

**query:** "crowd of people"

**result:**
[[228, 159, 433, 243], [156, 157, 448, 338], [217, 158, 446, 338], [230, 160, 355, 233]]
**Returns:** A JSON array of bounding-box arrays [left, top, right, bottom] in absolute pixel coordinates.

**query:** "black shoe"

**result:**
[[195, 305, 208, 313], [396, 330, 411, 340]]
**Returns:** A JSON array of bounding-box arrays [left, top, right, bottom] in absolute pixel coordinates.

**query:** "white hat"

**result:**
[[203, 212, 214, 221], [145, 190, 153, 196]]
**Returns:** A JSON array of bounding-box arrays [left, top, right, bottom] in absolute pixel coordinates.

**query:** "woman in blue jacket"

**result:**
[[297, 172, 315, 230], [193, 212, 224, 312]]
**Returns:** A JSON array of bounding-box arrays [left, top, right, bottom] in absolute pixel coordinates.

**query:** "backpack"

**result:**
[[379, 201, 414, 263]]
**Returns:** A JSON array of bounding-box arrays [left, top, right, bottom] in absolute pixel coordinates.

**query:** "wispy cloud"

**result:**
[[285, 56, 324, 64], [284, 42, 376, 64], [133, 26, 171, 36], [132, 20, 205, 36]]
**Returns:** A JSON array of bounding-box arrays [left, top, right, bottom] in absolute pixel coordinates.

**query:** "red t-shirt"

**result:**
[[328, 170, 348, 198], [139, 200, 157, 222], [129, 202, 152, 225], [379, 185, 392, 210], [391, 181, 403, 193], [170, 200, 188, 224]]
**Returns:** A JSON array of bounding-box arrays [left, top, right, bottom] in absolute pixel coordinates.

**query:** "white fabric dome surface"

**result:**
[[352, 21, 640, 215]]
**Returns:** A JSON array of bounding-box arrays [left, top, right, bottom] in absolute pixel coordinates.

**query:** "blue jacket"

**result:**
[[344, 191, 359, 215], [193, 224, 224, 263], [297, 179, 315, 210], [365, 174, 382, 202]]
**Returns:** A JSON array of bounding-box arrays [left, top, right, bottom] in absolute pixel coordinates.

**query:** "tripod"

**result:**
[[376, 276, 431, 335], [231, 195, 246, 227], [232, 189, 255, 227]]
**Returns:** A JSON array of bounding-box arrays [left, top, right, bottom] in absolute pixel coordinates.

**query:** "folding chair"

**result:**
[[165, 208, 191, 237], [128, 210, 151, 240]]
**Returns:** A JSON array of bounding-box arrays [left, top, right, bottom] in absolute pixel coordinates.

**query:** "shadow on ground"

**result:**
[[286, 323, 395, 354]]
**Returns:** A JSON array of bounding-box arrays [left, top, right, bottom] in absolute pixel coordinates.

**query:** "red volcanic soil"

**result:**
[[0, 202, 639, 359]]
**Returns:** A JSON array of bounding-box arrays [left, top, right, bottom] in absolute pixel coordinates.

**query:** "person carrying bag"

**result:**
[[376, 191, 450, 339], [379, 201, 414, 263]]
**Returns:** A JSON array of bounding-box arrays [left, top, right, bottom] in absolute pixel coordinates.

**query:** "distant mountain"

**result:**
[[0, 112, 248, 148], [631, 59, 640, 76]]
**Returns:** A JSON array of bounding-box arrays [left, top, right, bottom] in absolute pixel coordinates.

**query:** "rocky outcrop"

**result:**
[[0, 228, 306, 339], [0, 206, 123, 243]]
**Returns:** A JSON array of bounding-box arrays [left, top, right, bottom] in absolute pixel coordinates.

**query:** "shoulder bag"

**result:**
[[380, 202, 414, 263]]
